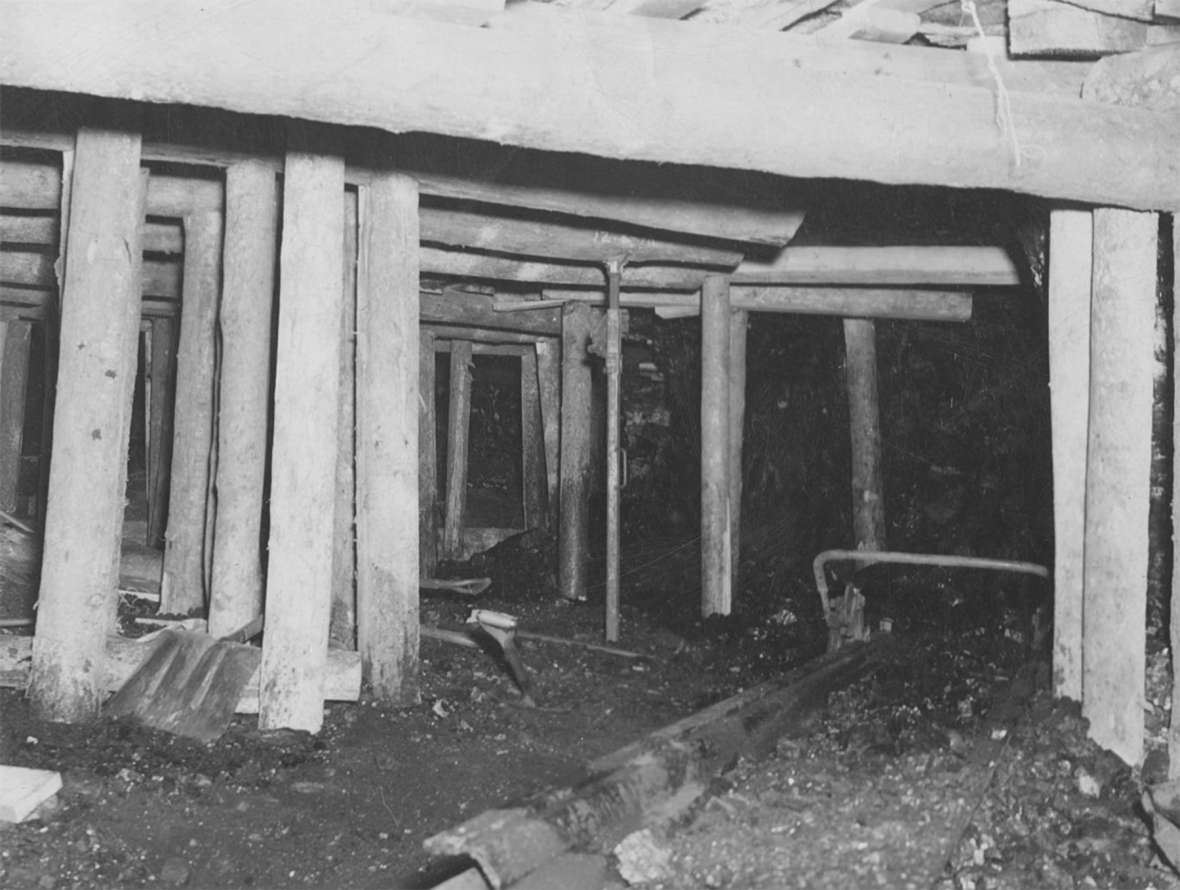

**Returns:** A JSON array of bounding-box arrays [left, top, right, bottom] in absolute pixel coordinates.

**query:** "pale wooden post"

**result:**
[[443, 340, 473, 560], [208, 162, 278, 638], [28, 126, 145, 723], [145, 316, 176, 549], [355, 173, 420, 704], [559, 303, 593, 602], [521, 348, 546, 529], [536, 337, 561, 530], [1082, 208, 1157, 766], [701, 276, 732, 617], [161, 208, 223, 614], [728, 309, 748, 590], [0, 321, 32, 512], [1048, 208, 1092, 703], [330, 188, 359, 649], [259, 143, 345, 734], [843, 318, 885, 551], [420, 329, 439, 577], [1171, 214, 1180, 777]]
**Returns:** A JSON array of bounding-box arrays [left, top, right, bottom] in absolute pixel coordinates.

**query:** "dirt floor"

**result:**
[[1, 532, 1177, 889]]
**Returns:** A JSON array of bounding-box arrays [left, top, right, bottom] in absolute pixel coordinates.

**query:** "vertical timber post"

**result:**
[[330, 188, 359, 649], [604, 264, 623, 642], [1048, 208, 1092, 702], [0, 321, 32, 512], [728, 309, 748, 592], [146, 317, 176, 549], [161, 208, 223, 615], [536, 338, 561, 531], [259, 140, 345, 734], [355, 173, 420, 704], [28, 125, 145, 722], [559, 303, 593, 602], [843, 318, 885, 551], [1083, 208, 1157, 766], [1171, 214, 1180, 777], [443, 340, 473, 561], [208, 162, 277, 637], [420, 330, 439, 578], [701, 276, 732, 617], [521, 347, 546, 530]]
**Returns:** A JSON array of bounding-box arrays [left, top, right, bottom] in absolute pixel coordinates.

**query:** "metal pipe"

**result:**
[[813, 548, 1050, 624]]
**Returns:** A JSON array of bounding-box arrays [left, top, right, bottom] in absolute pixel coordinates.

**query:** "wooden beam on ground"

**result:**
[[547, 287, 974, 322], [559, 303, 594, 602], [145, 316, 175, 548], [27, 125, 145, 723], [536, 339, 561, 530], [355, 172, 420, 704], [521, 348, 546, 530], [701, 276, 732, 618], [729, 309, 747, 593], [844, 318, 886, 551], [331, 189, 359, 651], [420, 328, 439, 578], [423, 291, 562, 336], [207, 162, 277, 638], [1008, 0, 1180, 56], [1082, 208, 1156, 766], [443, 340, 473, 561], [1048, 208, 1091, 703], [0, 321, 31, 512], [4, 3, 1178, 209], [259, 141, 345, 735], [732, 246, 1022, 286], [159, 210, 221, 615]]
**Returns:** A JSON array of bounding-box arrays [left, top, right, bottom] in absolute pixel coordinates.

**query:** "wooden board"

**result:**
[[1009, 0, 1180, 56], [26, 126, 144, 723], [2, 2, 1178, 209], [355, 173, 420, 704], [259, 142, 345, 734]]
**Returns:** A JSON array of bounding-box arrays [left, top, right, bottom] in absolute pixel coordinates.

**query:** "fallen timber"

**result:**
[[423, 637, 890, 889]]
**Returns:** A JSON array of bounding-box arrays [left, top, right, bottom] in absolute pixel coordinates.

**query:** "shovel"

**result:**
[[104, 616, 264, 743]]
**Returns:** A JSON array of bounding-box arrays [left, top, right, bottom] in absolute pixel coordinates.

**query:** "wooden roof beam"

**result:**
[[732, 245, 1022, 286], [2, 2, 1172, 209]]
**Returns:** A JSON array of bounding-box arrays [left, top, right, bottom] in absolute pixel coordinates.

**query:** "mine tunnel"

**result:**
[[1, 4, 1179, 888]]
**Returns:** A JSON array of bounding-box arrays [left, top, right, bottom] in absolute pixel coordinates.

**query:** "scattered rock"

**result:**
[[158, 856, 191, 886], [614, 828, 673, 886]]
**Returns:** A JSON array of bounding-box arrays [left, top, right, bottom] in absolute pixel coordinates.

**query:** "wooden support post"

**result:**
[[1082, 208, 1157, 766], [536, 338, 561, 531], [208, 162, 278, 638], [604, 267, 624, 642], [559, 303, 593, 602], [27, 125, 145, 723], [0, 321, 32, 513], [1048, 208, 1092, 702], [259, 142, 345, 734], [331, 188, 359, 650], [145, 317, 175, 549], [521, 348, 546, 530], [701, 276, 732, 617], [355, 173, 420, 704], [420, 329, 439, 577], [729, 309, 748, 591], [443, 340, 473, 561], [161, 208, 222, 615], [1171, 213, 1180, 778], [843, 318, 886, 551]]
